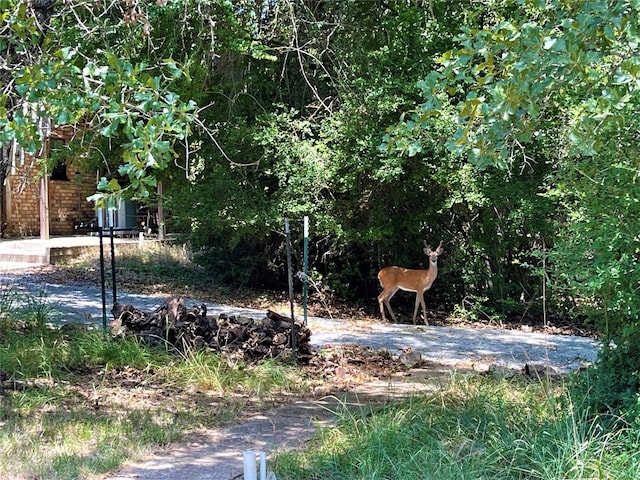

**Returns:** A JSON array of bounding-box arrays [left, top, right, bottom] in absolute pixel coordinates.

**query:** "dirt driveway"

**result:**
[[3, 271, 600, 374]]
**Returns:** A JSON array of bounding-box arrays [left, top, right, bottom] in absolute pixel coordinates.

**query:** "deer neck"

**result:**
[[426, 259, 438, 281]]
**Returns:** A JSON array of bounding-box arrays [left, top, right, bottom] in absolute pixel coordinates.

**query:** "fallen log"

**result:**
[[110, 296, 313, 363]]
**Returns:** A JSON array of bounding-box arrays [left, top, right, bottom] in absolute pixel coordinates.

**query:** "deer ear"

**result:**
[[436, 240, 444, 255], [423, 240, 431, 254]]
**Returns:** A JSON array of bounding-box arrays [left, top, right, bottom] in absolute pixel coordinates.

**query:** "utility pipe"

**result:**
[[243, 451, 257, 480], [260, 452, 267, 480]]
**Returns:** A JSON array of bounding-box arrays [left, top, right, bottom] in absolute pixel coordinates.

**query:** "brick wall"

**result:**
[[4, 162, 41, 237], [48, 165, 96, 235], [4, 160, 96, 237]]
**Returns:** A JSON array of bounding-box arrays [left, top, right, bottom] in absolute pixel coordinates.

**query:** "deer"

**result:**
[[377, 240, 444, 325]]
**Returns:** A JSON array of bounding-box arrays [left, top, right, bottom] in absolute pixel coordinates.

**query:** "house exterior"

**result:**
[[2, 126, 96, 238], [1, 123, 165, 240]]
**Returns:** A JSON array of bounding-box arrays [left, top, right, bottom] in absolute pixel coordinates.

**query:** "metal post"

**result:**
[[285, 218, 297, 357], [99, 227, 107, 332], [303, 216, 309, 326], [110, 226, 116, 306]]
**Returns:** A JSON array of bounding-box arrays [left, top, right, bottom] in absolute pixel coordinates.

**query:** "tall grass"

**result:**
[[65, 241, 207, 292], [274, 375, 640, 479], [0, 288, 308, 479]]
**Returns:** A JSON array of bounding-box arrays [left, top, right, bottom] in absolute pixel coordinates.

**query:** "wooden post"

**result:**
[[157, 181, 165, 240], [39, 176, 49, 239]]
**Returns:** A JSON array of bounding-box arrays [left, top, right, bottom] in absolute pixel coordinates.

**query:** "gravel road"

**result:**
[[1, 271, 600, 374]]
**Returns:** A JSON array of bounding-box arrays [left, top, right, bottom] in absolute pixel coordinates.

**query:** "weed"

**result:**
[[0, 289, 310, 479], [273, 374, 640, 479]]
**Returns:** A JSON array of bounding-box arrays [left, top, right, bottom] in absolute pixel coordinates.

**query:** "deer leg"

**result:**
[[417, 292, 428, 325], [378, 288, 398, 323], [412, 294, 421, 325], [378, 294, 387, 322], [377, 290, 389, 322]]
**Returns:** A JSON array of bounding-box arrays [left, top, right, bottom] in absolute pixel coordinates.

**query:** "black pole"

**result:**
[[99, 227, 107, 332], [110, 226, 117, 306]]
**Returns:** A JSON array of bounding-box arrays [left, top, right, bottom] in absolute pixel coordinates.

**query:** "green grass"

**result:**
[[273, 375, 640, 479], [56, 241, 327, 315], [3, 248, 637, 479], [62, 241, 214, 297], [0, 289, 309, 480]]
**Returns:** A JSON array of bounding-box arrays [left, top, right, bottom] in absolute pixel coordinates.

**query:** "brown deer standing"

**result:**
[[377, 241, 444, 325]]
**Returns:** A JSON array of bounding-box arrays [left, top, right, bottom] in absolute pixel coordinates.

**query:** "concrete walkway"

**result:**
[[1, 273, 600, 374], [0, 258, 601, 376], [103, 368, 453, 480], [0, 236, 600, 372], [0, 235, 143, 269]]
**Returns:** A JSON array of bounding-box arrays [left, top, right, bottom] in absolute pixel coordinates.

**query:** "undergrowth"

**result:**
[[274, 375, 640, 479], [0, 288, 307, 479]]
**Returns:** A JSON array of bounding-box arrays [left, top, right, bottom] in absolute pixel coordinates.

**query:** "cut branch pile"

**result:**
[[110, 296, 313, 363]]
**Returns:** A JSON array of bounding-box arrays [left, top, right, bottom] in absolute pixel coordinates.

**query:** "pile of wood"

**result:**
[[109, 296, 313, 363]]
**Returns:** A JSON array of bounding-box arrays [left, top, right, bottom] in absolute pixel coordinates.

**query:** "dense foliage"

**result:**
[[387, 0, 640, 412], [165, 0, 552, 315], [3, 0, 640, 412]]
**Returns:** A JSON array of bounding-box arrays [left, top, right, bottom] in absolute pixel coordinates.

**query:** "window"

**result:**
[[49, 139, 69, 181]]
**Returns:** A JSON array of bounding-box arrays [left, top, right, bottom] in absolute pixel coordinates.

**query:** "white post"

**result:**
[[303, 215, 309, 325], [243, 451, 257, 480], [260, 452, 267, 480]]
